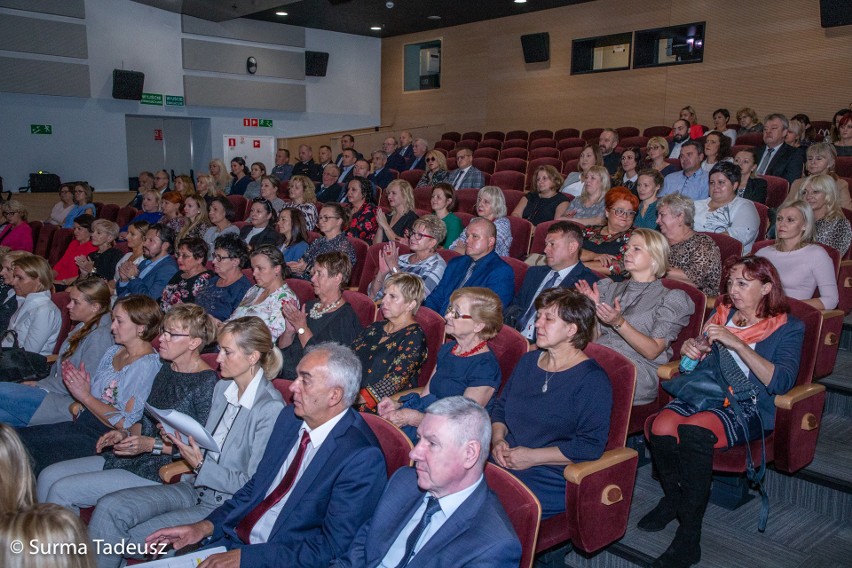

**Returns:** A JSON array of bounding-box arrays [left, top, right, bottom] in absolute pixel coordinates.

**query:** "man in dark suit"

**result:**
[[332, 396, 521, 568], [599, 128, 622, 175], [318, 145, 334, 172], [291, 144, 321, 182], [384, 136, 405, 172], [337, 149, 357, 187], [505, 221, 599, 341], [115, 223, 178, 299], [448, 148, 486, 190], [424, 217, 514, 313], [335, 134, 363, 167], [316, 165, 343, 203], [368, 150, 394, 193], [147, 344, 387, 568], [755, 114, 805, 185], [407, 138, 429, 171]]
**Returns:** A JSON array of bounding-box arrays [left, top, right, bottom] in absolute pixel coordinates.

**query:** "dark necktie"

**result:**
[[757, 147, 775, 175], [520, 270, 561, 331], [395, 496, 441, 568], [137, 259, 152, 273], [460, 259, 477, 287], [234, 430, 311, 544]]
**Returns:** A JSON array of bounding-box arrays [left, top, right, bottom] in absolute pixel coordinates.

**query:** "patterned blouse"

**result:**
[[296, 233, 356, 279], [347, 202, 379, 242], [668, 233, 722, 296], [583, 225, 632, 275], [353, 321, 427, 411], [815, 216, 852, 257], [372, 253, 447, 300], [181, 221, 212, 242], [284, 201, 318, 231], [566, 196, 605, 221], [416, 169, 450, 189], [90, 345, 162, 426], [160, 270, 214, 312], [165, 216, 187, 234], [230, 282, 298, 341]]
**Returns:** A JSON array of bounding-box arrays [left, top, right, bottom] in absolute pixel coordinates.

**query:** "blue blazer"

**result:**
[[116, 255, 178, 300], [424, 251, 514, 314], [332, 467, 521, 568], [204, 406, 387, 567], [505, 262, 600, 337], [368, 168, 394, 191]]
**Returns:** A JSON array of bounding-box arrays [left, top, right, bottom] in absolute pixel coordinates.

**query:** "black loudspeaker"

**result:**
[[29, 173, 61, 193], [112, 69, 145, 100], [521, 32, 550, 63], [305, 51, 329, 77], [820, 0, 852, 27]]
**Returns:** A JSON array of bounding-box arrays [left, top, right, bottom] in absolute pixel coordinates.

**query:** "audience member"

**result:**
[[701, 131, 733, 172], [416, 149, 450, 188], [335, 134, 363, 166], [513, 165, 569, 225], [113, 221, 149, 292], [368, 149, 394, 191], [209, 159, 232, 195], [255, 175, 285, 213], [660, 140, 709, 200], [240, 198, 281, 249], [407, 138, 429, 170], [271, 148, 293, 181], [451, 185, 513, 256], [733, 148, 768, 204], [229, 158, 251, 196], [755, 114, 806, 185], [789, 142, 851, 209], [680, 106, 705, 139], [736, 107, 763, 135], [613, 147, 641, 192], [116, 223, 179, 300], [53, 214, 98, 288], [173, 174, 195, 198], [318, 144, 334, 170], [120, 190, 163, 236], [0, 250, 27, 333], [276, 208, 309, 263], [374, 179, 419, 244], [287, 203, 356, 279], [160, 191, 187, 234], [634, 169, 663, 229], [336, 148, 358, 187], [202, 196, 239, 259], [431, 183, 463, 247], [599, 128, 622, 174], [291, 145, 321, 181], [283, 175, 319, 230], [152, 170, 171, 195], [63, 182, 97, 228], [693, 162, 760, 253], [646, 136, 678, 176], [76, 219, 123, 282], [710, 108, 737, 143], [384, 133, 406, 171], [194, 234, 253, 322], [0, 424, 35, 515], [0, 200, 33, 252], [834, 113, 852, 156], [316, 164, 344, 203], [561, 164, 609, 225], [800, 174, 852, 256], [580, 186, 639, 276], [177, 194, 212, 243], [560, 144, 602, 196], [345, 176, 380, 242], [669, 119, 691, 159], [449, 147, 486, 189], [160, 238, 213, 312], [195, 173, 219, 203], [45, 183, 75, 226]]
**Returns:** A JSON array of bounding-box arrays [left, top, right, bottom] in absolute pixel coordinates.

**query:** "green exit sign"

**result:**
[[31, 124, 52, 135], [258, 119, 273, 127], [141, 93, 163, 106], [165, 95, 184, 107]]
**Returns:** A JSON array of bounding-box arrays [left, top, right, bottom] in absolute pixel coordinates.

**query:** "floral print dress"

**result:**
[[229, 282, 298, 341], [160, 270, 214, 312]]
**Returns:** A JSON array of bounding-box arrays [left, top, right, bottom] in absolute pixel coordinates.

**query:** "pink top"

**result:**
[[0, 222, 33, 252], [755, 244, 838, 309]]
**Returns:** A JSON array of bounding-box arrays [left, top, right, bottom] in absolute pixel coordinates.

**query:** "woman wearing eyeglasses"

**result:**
[[239, 198, 282, 250], [368, 215, 447, 300], [580, 187, 638, 277], [646, 137, 678, 177], [288, 203, 356, 280], [159, 238, 213, 312], [45, 183, 75, 226], [63, 182, 97, 229], [0, 200, 33, 252], [415, 150, 450, 189], [352, 272, 427, 412], [193, 234, 252, 322], [374, 179, 419, 244]]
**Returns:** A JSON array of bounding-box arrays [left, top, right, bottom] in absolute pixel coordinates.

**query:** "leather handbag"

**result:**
[[662, 343, 756, 409], [0, 330, 50, 383]]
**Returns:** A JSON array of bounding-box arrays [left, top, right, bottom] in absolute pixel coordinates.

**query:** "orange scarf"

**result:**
[[706, 304, 787, 344]]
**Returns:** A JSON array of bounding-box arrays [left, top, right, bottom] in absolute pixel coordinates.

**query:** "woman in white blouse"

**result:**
[[693, 162, 760, 253], [4, 255, 60, 355]]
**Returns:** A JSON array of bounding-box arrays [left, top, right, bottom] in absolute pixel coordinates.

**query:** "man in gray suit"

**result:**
[[449, 148, 486, 190]]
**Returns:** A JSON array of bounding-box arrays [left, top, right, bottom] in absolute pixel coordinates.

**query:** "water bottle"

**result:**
[[678, 333, 710, 374]]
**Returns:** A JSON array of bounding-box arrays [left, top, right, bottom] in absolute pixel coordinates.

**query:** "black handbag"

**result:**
[[0, 330, 50, 383]]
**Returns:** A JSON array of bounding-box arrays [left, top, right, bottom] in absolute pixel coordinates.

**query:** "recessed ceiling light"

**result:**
[[275, 11, 288, 16], [370, 26, 382, 31], [427, 15, 441, 20], [514, 0, 527, 4]]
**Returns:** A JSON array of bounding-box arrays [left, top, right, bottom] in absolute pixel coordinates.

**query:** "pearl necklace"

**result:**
[[309, 297, 342, 320]]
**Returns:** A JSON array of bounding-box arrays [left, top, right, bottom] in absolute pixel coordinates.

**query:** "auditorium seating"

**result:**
[[359, 412, 413, 477], [485, 463, 541, 568], [760, 175, 789, 209], [554, 128, 580, 141], [529, 147, 560, 160], [490, 170, 526, 191]]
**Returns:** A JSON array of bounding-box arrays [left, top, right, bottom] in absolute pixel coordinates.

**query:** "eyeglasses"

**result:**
[[318, 215, 340, 222], [410, 231, 435, 241], [425, 157, 437, 163], [213, 254, 236, 262], [445, 306, 474, 320], [609, 208, 637, 218], [160, 329, 191, 340]]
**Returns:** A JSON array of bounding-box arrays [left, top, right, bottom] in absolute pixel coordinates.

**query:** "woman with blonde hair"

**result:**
[[560, 144, 602, 196], [415, 149, 450, 189], [646, 137, 678, 176], [679, 105, 704, 139], [5, 254, 61, 355], [560, 165, 610, 225], [76, 219, 122, 283], [0, 504, 95, 568], [375, 179, 419, 244], [789, 142, 851, 210], [177, 194, 212, 243], [195, 173, 218, 202], [800, 174, 852, 256], [0, 199, 33, 252], [173, 174, 196, 197], [285, 174, 319, 231], [736, 107, 763, 135], [0, 424, 35, 515], [209, 158, 232, 195], [0, 278, 114, 428]]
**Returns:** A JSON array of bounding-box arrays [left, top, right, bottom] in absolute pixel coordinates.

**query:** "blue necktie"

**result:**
[[395, 496, 441, 568], [520, 271, 560, 332], [137, 259, 152, 273]]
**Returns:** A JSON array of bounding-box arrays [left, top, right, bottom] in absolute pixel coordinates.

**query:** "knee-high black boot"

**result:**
[[637, 433, 681, 532], [652, 424, 717, 568]]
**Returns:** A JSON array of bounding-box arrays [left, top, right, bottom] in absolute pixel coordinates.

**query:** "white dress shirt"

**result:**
[[208, 369, 264, 462], [522, 263, 577, 339]]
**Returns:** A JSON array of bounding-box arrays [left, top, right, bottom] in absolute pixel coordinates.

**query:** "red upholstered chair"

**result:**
[[701, 231, 742, 271], [447, 149, 459, 161], [472, 157, 496, 175], [413, 186, 433, 210], [535, 343, 638, 555], [461, 131, 483, 142], [455, 211, 475, 228], [502, 139, 528, 150], [500, 147, 529, 161], [342, 290, 378, 327], [752, 202, 769, 241], [643, 125, 671, 137], [357, 241, 412, 294], [226, 195, 248, 222], [359, 412, 413, 477], [506, 217, 533, 259], [528, 129, 554, 142], [736, 132, 764, 147], [483, 130, 506, 142], [48, 228, 74, 265], [456, 140, 478, 151], [345, 236, 369, 288], [433, 148, 448, 158], [93, 202, 104, 218], [505, 130, 529, 142], [561, 159, 580, 177], [441, 131, 461, 142], [557, 137, 585, 150], [529, 147, 560, 160], [581, 128, 604, 141], [399, 170, 424, 187], [115, 206, 137, 228], [485, 463, 541, 568], [98, 203, 120, 222], [477, 139, 503, 151], [306, 230, 322, 244], [437, 248, 461, 263], [835, 157, 852, 178], [490, 170, 526, 192], [616, 126, 640, 138], [28, 221, 42, 247], [454, 188, 479, 214], [526, 159, 563, 187], [620, 135, 648, 148], [501, 256, 529, 295], [560, 147, 584, 162], [529, 138, 557, 151], [529, 219, 558, 255], [488, 324, 531, 395], [285, 278, 315, 305], [731, 144, 753, 155], [473, 147, 499, 161], [200, 352, 219, 374], [503, 189, 524, 215], [272, 378, 296, 404], [241, 267, 256, 284], [433, 139, 455, 152], [446, 157, 457, 171], [50, 292, 73, 355], [555, 128, 580, 141], [759, 175, 790, 209]]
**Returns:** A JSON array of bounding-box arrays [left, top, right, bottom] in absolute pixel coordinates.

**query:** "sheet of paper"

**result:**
[[134, 546, 227, 567], [144, 404, 220, 452]]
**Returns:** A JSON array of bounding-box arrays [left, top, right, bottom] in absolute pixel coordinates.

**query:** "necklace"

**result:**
[[733, 311, 755, 327], [309, 297, 342, 319], [542, 370, 556, 393], [540, 351, 582, 393], [452, 340, 487, 358]]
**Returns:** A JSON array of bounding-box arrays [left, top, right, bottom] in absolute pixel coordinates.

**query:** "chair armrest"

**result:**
[[69, 402, 83, 418], [657, 362, 680, 381], [563, 447, 638, 485], [46, 354, 58, 364], [159, 460, 191, 484], [775, 383, 826, 411], [391, 387, 424, 402]]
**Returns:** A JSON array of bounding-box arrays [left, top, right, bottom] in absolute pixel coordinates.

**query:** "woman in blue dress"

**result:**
[[378, 287, 503, 441], [491, 288, 612, 519]]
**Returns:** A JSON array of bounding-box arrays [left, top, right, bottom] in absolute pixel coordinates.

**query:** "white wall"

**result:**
[[0, 0, 381, 192]]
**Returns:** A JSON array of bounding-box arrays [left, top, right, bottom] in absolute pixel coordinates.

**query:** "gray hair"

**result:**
[[413, 214, 446, 250], [306, 342, 362, 406], [425, 396, 492, 468], [764, 113, 789, 130], [657, 193, 696, 228], [477, 185, 508, 218], [92, 219, 120, 241]]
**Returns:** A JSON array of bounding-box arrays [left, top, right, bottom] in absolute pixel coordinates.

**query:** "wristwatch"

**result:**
[[297, 327, 306, 335], [151, 437, 163, 455], [391, 267, 399, 274], [193, 459, 204, 475]]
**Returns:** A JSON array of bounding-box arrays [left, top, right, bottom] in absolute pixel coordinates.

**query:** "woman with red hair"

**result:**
[[641, 255, 804, 567], [579, 186, 639, 277]]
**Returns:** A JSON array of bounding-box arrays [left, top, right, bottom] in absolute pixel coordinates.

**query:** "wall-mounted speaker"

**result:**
[[820, 0, 852, 27], [305, 51, 329, 77], [521, 32, 550, 64], [112, 69, 145, 100]]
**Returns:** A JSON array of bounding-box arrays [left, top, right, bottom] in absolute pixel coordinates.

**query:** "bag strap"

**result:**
[[0, 329, 20, 349]]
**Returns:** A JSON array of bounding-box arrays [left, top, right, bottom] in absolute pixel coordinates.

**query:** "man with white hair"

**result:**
[[333, 396, 521, 567]]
